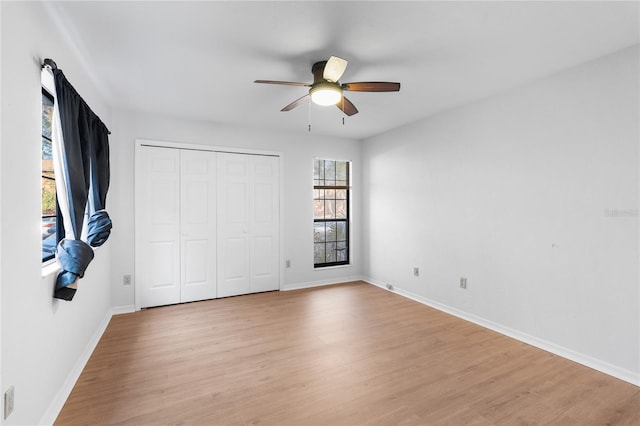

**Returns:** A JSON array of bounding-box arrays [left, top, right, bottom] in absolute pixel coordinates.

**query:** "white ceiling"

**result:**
[[47, 1, 639, 140]]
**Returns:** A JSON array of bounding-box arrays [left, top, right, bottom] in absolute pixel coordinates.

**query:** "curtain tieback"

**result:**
[[54, 239, 95, 300], [87, 210, 112, 247]]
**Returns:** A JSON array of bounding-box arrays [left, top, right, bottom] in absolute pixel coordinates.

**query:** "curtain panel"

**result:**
[[51, 68, 112, 301]]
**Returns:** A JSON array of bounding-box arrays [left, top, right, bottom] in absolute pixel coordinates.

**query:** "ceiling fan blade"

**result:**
[[323, 56, 348, 82], [281, 94, 310, 112], [342, 82, 401, 92], [255, 80, 311, 87], [336, 96, 358, 116]]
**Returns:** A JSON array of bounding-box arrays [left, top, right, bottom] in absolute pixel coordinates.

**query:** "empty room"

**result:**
[[1, 1, 638, 425]]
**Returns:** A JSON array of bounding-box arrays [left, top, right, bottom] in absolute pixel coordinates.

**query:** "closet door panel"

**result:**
[[180, 150, 217, 303], [250, 236, 276, 292], [222, 237, 250, 280], [138, 147, 181, 308], [149, 242, 177, 287], [217, 153, 251, 297], [183, 239, 208, 282], [250, 155, 280, 293]]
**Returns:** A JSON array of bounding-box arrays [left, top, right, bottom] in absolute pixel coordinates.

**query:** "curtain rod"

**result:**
[[42, 58, 58, 71]]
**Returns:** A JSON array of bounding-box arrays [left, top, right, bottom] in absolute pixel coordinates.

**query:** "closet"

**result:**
[[135, 143, 280, 309]]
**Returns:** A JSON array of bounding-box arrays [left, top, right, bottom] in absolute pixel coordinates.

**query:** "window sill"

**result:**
[[42, 259, 60, 279], [314, 263, 352, 271]]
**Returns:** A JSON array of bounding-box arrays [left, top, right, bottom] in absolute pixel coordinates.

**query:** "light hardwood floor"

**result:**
[[56, 281, 639, 425]]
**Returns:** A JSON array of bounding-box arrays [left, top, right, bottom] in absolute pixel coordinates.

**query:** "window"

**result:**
[[313, 159, 350, 267], [42, 88, 57, 262]]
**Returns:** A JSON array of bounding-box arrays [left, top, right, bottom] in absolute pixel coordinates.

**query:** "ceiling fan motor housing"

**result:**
[[309, 61, 343, 105]]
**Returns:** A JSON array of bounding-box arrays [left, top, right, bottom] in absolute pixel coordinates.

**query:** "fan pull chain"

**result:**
[[308, 96, 312, 132]]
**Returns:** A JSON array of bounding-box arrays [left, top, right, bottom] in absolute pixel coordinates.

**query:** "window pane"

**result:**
[[41, 175, 56, 217], [314, 243, 326, 264], [324, 160, 335, 186], [314, 159, 324, 185], [42, 90, 57, 262], [314, 223, 326, 242], [336, 242, 347, 262], [326, 221, 337, 241], [336, 161, 347, 185], [42, 145, 55, 218], [42, 94, 53, 140], [335, 200, 346, 219], [42, 139, 53, 163], [325, 242, 337, 263], [324, 199, 336, 219], [335, 189, 347, 200], [336, 221, 346, 241], [313, 200, 325, 220]]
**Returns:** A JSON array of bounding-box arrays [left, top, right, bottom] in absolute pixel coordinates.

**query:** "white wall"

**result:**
[[108, 111, 363, 308], [0, 3, 113, 424], [0, 1, 3, 422], [362, 46, 639, 383], [0, 2, 636, 423]]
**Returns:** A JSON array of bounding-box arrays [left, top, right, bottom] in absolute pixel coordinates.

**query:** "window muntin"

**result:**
[[314, 159, 350, 267], [42, 89, 57, 262]]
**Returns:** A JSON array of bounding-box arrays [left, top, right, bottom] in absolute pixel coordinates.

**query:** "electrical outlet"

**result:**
[[460, 277, 467, 289], [4, 386, 14, 420], [285, 260, 291, 268], [123, 274, 132, 285], [386, 284, 394, 291], [413, 267, 419, 277]]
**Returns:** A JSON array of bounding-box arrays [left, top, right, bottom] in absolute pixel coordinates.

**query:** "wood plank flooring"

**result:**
[[56, 281, 639, 425]]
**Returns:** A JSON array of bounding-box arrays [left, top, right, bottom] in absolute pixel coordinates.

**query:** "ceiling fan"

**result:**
[[255, 56, 400, 116]]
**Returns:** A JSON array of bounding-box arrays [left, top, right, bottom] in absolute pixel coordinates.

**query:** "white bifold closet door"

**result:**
[[137, 146, 217, 308], [217, 153, 280, 297]]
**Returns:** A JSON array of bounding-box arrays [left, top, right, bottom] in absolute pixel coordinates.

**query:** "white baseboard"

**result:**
[[282, 276, 366, 291], [111, 304, 136, 315], [39, 308, 114, 425], [364, 278, 639, 387]]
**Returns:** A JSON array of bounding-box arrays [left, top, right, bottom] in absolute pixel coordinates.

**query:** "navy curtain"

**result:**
[[87, 111, 112, 247], [52, 68, 112, 301]]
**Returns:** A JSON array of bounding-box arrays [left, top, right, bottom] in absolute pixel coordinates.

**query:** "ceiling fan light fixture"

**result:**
[[255, 56, 400, 116], [310, 83, 342, 106]]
